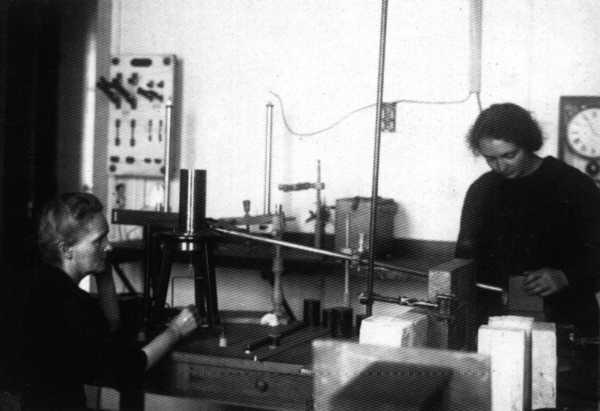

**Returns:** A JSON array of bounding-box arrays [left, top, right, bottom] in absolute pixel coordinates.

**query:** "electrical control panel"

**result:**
[[99, 54, 176, 177]]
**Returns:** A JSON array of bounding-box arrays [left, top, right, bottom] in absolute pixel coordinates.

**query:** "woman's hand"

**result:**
[[168, 306, 199, 339], [143, 306, 200, 369], [523, 268, 568, 297]]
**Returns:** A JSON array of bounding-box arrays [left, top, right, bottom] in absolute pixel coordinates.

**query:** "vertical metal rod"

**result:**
[[264, 103, 274, 215], [272, 205, 286, 322], [315, 159, 322, 249], [366, 0, 389, 317], [163, 100, 173, 212], [343, 216, 350, 307], [186, 169, 195, 234]]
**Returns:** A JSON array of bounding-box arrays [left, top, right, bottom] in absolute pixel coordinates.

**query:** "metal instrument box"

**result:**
[[334, 197, 397, 257]]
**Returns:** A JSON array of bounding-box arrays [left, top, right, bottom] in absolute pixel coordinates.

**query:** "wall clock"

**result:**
[[558, 96, 600, 186]]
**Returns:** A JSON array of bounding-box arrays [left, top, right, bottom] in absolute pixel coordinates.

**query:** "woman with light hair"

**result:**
[[21, 192, 198, 410]]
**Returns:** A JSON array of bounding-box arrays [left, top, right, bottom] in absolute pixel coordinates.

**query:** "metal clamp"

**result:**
[[436, 294, 457, 317], [358, 292, 439, 311]]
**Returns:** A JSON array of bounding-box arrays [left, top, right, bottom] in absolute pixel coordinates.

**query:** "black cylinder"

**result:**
[[303, 299, 321, 326], [355, 314, 368, 337], [322, 308, 332, 327], [178, 169, 207, 233], [330, 306, 354, 338]]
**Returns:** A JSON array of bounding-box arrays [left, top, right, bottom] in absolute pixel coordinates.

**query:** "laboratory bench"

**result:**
[[105, 232, 600, 411], [107, 215, 460, 410], [114, 317, 600, 411]]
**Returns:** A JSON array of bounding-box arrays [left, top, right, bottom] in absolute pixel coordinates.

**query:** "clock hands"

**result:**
[[581, 112, 600, 138], [567, 109, 600, 158]]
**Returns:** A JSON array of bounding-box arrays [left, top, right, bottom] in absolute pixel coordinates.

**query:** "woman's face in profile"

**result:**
[[69, 212, 112, 279], [478, 137, 537, 179]]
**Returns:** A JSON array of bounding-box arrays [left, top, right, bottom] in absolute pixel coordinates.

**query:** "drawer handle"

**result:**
[[189, 373, 205, 383], [255, 379, 269, 392]]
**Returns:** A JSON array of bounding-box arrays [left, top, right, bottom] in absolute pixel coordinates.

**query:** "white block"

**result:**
[[531, 322, 557, 409], [359, 309, 429, 348], [488, 315, 535, 330], [478, 325, 527, 411], [488, 316, 534, 410]]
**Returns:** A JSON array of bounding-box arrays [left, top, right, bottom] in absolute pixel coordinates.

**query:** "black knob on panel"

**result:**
[[586, 160, 600, 176]]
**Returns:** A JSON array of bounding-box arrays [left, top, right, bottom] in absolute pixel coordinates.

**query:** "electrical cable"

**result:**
[[270, 90, 476, 138], [475, 91, 483, 112], [270, 91, 373, 137]]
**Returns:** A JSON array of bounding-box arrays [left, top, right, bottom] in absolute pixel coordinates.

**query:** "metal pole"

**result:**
[[271, 208, 286, 322], [366, 0, 389, 317], [214, 226, 505, 295], [185, 169, 195, 234], [214, 227, 423, 275], [215, 227, 355, 260], [343, 216, 350, 307], [163, 100, 173, 212], [315, 159, 322, 249], [264, 103, 274, 215]]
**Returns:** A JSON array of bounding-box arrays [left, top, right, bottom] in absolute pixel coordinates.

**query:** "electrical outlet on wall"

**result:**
[[381, 102, 397, 132]]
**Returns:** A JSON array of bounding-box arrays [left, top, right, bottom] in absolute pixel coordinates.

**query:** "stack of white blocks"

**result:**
[[477, 315, 557, 411], [358, 307, 429, 348]]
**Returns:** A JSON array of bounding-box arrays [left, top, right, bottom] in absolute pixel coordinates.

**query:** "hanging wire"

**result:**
[[270, 91, 374, 137], [270, 90, 477, 138], [475, 90, 483, 112]]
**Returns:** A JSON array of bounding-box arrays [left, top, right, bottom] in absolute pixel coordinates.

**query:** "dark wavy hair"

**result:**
[[37, 192, 104, 266], [467, 103, 543, 154]]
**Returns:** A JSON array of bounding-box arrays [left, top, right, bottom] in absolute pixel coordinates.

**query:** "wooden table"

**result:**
[[144, 322, 332, 411]]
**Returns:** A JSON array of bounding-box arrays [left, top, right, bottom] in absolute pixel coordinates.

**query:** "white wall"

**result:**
[[106, 0, 600, 242], [480, 0, 600, 159]]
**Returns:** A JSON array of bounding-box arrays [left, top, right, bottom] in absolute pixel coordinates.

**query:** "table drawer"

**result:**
[[174, 362, 312, 410]]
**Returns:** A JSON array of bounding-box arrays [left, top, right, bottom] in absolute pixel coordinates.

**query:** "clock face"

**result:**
[[566, 108, 600, 158]]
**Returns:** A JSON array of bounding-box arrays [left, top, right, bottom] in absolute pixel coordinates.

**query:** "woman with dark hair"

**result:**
[[456, 103, 600, 336], [21, 192, 198, 410]]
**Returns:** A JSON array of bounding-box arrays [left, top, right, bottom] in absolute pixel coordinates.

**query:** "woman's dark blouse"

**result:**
[[456, 156, 600, 336], [21, 264, 147, 410]]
